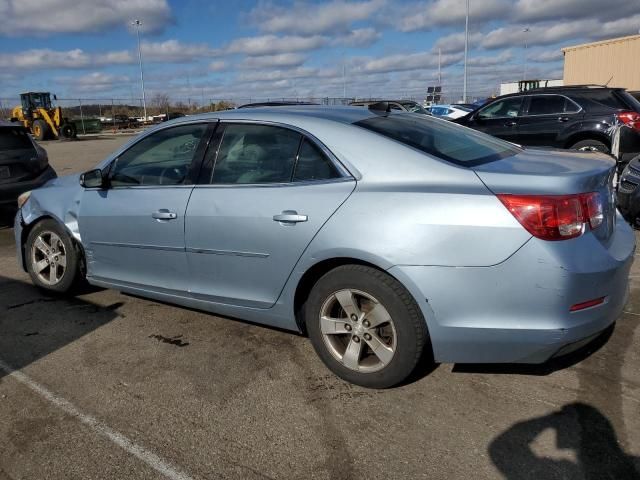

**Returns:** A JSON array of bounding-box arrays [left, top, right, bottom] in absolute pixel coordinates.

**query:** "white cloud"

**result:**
[[397, 0, 511, 32], [528, 50, 563, 63], [225, 35, 328, 56], [434, 31, 484, 54], [209, 61, 226, 72], [141, 40, 217, 62], [0, 0, 173, 36], [333, 28, 381, 47], [249, 0, 384, 35], [240, 53, 307, 69], [55, 72, 130, 93], [0, 48, 92, 69], [353, 50, 463, 74], [513, 0, 640, 23]]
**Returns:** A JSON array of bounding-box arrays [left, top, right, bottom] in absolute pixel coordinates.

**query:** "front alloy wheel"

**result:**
[[31, 231, 67, 285], [26, 219, 81, 293]]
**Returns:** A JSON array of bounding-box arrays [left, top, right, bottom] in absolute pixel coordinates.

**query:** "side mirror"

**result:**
[[53, 94, 57, 101], [80, 168, 105, 189]]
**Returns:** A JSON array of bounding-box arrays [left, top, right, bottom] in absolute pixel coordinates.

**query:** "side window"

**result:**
[[211, 124, 301, 184], [110, 124, 207, 187], [478, 97, 523, 119], [293, 139, 340, 182], [527, 95, 567, 115]]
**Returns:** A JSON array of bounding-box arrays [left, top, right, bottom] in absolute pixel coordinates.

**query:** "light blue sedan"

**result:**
[[14, 106, 634, 388]]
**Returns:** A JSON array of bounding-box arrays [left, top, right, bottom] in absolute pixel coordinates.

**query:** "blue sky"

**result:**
[[0, 0, 639, 105]]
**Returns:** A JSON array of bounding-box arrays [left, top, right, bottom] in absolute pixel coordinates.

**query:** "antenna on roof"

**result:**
[[605, 76, 614, 87]]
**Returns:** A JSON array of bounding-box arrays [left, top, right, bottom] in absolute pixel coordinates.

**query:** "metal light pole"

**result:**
[[523, 27, 530, 80], [462, 0, 469, 103], [132, 19, 147, 121]]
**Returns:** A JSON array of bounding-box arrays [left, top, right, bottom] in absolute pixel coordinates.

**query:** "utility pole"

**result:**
[[462, 0, 469, 103], [438, 48, 442, 86], [523, 27, 530, 80], [132, 19, 147, 121], [342, 56, 347, 99]]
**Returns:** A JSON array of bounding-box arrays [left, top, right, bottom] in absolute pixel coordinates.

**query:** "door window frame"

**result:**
[[103, 120, 218, 190], [195, 120, 353, 187], [522, 94, 583, 117]]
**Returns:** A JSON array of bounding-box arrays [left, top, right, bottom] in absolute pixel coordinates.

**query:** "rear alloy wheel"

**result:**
[[32, 119, 50, 141], [306, 265, 429, 388], [26, 219, 81, 293], [571, 139, 609, 153]]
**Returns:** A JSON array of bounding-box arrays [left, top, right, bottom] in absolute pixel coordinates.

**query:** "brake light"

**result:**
[[617, 111, 640, 131], [497, 192, 603, 241]]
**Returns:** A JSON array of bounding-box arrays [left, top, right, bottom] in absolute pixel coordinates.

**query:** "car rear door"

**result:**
[[79, 122, 214, 292], [516, 94, 583, 147], [464, 96, 524, 143], [185, 122, 355, 308]]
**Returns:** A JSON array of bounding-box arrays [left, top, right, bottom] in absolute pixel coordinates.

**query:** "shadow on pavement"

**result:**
[[489, 402, 640, 480], [452, 324, 614, 376], [0, 275, 122, 380]]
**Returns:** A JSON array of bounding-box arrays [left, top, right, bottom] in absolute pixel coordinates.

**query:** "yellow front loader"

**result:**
[[10, 92, 77, 141]]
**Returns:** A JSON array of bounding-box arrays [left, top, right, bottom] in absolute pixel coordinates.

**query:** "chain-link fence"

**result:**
[[0, 92, 487, 135]]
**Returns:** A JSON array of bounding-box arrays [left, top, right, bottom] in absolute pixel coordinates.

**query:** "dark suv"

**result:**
[[0, 122, 56, 215], [456, 86, 640, 162]]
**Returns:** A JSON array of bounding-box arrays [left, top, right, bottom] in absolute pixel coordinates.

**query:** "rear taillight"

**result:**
[[617, 111, 640, 131], [497, 192, 603, 241]]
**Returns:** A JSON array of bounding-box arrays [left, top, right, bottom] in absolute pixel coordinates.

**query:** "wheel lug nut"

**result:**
[[350, 314, 357, 322], [345, 324, 352, 331], [364, 333, 372, 341], [363, 320, 370, 327], [352, 335, 360, 343]]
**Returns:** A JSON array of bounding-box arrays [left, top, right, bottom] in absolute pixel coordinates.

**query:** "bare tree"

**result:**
[[150, 93, 170, 115]]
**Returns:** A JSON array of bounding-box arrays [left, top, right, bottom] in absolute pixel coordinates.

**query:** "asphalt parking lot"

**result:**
[[1, 136, 639, 480]]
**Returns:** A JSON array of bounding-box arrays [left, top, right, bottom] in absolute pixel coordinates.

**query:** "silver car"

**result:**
[[14, 106, 634, 388]]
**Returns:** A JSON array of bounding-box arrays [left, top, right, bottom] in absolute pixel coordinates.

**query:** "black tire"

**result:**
[[59, 123, 76, 139], [32, 119, 49, 141], [305, 265, 429, 388], [25, 219, 82, 294], [570, 139, 609, 153]]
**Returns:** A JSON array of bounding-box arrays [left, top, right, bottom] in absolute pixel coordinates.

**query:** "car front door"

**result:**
[[466, 96, 524, 143], [185, 122, 355, 308], [517, 94, 583, 147], [78, 122, 212, 292]]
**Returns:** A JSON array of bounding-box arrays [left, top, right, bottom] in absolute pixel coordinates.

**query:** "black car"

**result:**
[[456, 86, 640, 162], [0, 122, 56, 215], [616, 154, 640, 226]]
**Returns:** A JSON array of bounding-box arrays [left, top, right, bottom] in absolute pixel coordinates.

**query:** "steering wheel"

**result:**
[[159, 166, 187, 185]]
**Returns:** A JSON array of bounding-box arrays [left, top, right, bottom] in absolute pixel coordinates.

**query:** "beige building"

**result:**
[[563, 35, 640, 91]]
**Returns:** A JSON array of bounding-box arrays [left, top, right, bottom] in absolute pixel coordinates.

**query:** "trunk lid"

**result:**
[[473, 148, 617, 243]]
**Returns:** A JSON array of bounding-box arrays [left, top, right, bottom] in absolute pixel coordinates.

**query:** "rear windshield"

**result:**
[[0, 127, 33, 151], [354, 114, 521, 166], [618, 91, 640, 112]]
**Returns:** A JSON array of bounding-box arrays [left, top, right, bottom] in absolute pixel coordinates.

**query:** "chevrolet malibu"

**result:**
[[14, 106, 634, 388]]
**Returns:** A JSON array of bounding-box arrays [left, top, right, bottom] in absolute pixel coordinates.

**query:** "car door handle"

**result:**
[[504, 121, 517, 127], [558, 116, 570, 122], [273, 210, 308, 223], [152, 209, 178, 220]]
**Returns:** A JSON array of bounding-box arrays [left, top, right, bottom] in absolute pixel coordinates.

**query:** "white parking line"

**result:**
[[0, 358, 194, 480]]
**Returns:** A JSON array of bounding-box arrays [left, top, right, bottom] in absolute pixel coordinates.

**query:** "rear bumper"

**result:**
[[390, 215, 635, 364], [0, 166, 56, 207]]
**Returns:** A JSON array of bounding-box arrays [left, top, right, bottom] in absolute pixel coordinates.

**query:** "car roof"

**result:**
[[350, 100, 416, 105], [493, 86, 624, 101], [173, 105, 379, 125]]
